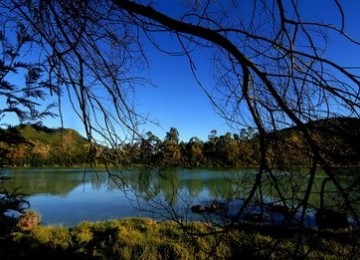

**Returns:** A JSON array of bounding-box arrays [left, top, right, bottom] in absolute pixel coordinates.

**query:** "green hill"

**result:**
[[0, 124, 90, 167], [16, 124, 88, 146]]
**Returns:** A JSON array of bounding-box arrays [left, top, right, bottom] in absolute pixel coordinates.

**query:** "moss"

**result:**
[[3, 218, 359, 259], [30, 225, 72, 249]]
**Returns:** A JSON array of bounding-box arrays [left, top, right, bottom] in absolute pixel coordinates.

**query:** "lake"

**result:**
[[2, 167, 339, 227], [3, 168, 245, 226]]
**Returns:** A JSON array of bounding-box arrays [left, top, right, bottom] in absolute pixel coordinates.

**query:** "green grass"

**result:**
[[1, 218, 359, 259]]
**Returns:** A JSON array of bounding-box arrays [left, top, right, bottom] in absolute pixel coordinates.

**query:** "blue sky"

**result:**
[[38, 31, 231, 142], [135, 34, 231, 142], [125, 0, 360, 142], [2, 0, 360, 143]]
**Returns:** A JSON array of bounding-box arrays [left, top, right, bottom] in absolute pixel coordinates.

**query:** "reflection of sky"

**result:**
[[29, 183, 139, 227], [15, 169, 241, 226]]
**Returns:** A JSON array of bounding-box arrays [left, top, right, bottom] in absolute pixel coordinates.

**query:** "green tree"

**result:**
[[139, 131, 161, 164], [160, 128, 181, 166], [215, 132, 240, 167], [165, 127, 179, 144], [186, 137, 204, 167], [203, 130, 218, 166]]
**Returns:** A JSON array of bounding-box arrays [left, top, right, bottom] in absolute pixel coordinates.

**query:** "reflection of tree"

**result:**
[[6, 170, 84, 196], [89, 173, 104, 191], [183, 178, 203, 197], [157, 170, 180, 206], [133, 169, 160, 202]]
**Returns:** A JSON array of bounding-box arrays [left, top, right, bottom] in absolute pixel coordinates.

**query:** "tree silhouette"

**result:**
[[0, 21, 57, 124], [3, 0, 360, 257], [0, 18, 58, 238]]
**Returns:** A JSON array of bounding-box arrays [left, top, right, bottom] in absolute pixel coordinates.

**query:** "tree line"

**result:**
[[122, 127, 260, 168], [3, 118, 359, 169], [1, 124, 259, 168]]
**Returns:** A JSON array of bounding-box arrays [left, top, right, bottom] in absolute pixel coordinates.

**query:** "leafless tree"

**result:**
[[3, 0, 360, 257]]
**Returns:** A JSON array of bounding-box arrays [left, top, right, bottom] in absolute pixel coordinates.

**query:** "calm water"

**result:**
[[4, 168, 247, 226], [3, 168, 338, 227]]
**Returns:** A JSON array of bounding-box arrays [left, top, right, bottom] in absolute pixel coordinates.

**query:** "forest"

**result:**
[[1, 116, 359, 169]]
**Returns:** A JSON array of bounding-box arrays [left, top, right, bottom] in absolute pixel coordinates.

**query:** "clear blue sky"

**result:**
[[135, 34, 232, 142], [40, 31, 232, 142], [119, 0, 360, 142], [2, 1, 360, 142]]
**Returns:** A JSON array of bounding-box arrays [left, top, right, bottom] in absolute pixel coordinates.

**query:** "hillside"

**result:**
[[0, 124, 90, 167], [266, 117, 360, 167], [16, 124, 88, 146]]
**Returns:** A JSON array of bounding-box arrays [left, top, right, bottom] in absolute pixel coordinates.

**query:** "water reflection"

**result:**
[[4, 168, 355, 226]]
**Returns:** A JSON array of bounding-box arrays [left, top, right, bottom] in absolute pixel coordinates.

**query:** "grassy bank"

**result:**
[[1, 218, 358, 259]]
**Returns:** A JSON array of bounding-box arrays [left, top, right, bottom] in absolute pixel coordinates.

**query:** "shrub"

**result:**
[[17, 210, 41, 231]]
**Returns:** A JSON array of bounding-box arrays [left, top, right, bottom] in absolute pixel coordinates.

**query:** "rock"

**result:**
[[191, 200, 228, 215], [268, 204, 288, 214], [267, 204, 294, 218], [207, 200, 228, 213], [191, 204, 206, 214], [315, 208, 348, 229], [243, 212, 269, 223]]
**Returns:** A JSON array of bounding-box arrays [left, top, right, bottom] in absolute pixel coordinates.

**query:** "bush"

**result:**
[[17, 210, 41, 231]]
